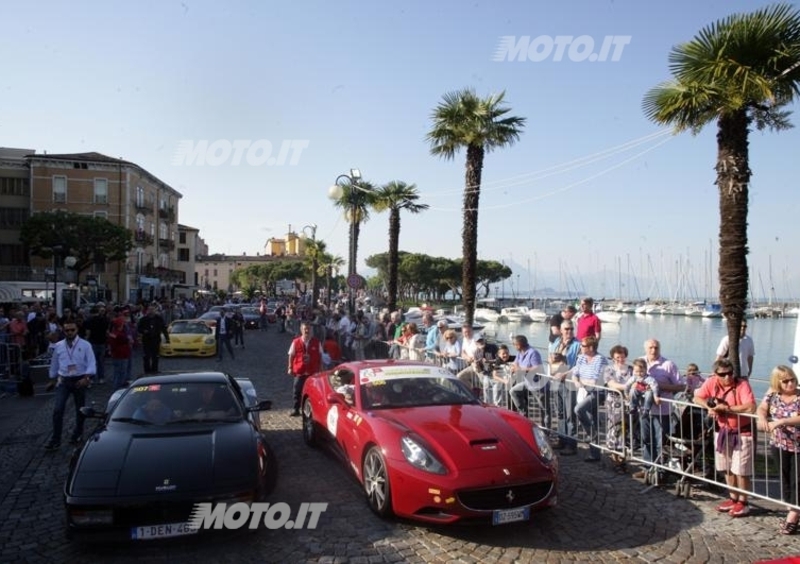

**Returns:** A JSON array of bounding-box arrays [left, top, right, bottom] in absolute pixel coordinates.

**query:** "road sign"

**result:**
[[347, 273, 363, 289]]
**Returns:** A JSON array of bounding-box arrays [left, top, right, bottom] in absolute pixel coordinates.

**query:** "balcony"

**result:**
[[158, 206, 176, 222], [134, 200, 153, 214], [133, 230, 154, 246], [158, 238, 176, 250], [140, 264, 185, 284]]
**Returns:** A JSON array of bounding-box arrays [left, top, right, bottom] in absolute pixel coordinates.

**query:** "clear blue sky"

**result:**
[[3, 0, 799, 300]]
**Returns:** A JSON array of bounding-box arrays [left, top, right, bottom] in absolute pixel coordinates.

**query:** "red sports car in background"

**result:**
[[301, 361, 558, 525]]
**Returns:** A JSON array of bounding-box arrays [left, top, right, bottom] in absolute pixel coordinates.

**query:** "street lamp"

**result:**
[[302, 224, 318, 307], [48, 245, 77, 314], [328, 168, 365, 315]]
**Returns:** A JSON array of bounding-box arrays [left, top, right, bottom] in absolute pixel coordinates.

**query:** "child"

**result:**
[[625, 358, 660, 416], [683, 362, 705, 394]]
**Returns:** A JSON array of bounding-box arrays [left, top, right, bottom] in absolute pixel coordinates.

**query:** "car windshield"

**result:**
[[170, 322, 212, 335], [111, 382, 243, 425], [240, 307, 258, 316], [360, 376, 477, 410]]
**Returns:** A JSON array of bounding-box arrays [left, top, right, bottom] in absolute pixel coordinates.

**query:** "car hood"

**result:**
[[371, 404, 540, 470], [69, 423, 257, 498], [169, 334, 212, 344]]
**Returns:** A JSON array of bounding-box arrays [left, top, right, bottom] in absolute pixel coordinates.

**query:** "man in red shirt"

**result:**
[[286, 322, 323, 416], [576, 297, 602, 343]]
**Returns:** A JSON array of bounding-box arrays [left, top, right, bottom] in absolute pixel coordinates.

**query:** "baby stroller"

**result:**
[[665, 392, 715, 497]]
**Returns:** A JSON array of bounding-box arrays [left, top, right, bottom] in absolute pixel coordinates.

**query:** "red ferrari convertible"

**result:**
[[301, 360, 558, 525]]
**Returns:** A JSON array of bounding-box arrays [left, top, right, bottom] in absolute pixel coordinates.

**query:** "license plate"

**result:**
[[492, 506, 530, 525], [131, 521, 198, 540]]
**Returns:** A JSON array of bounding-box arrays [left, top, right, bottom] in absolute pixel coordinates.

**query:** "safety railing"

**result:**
[[501, 372, 798, 512]]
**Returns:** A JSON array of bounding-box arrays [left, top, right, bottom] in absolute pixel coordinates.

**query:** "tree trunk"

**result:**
[[462, 145, 484, 327], [715, 109, 751, 378], [387, 209, 400, 312]]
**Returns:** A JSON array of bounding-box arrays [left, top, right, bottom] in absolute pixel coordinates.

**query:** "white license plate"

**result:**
[[492, 506, 530, 525], [131, 521, 198, 540]]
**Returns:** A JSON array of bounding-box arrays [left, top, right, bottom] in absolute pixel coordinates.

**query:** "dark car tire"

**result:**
[[302, 397, 318, 447], [260, 440, 278, 497], [363, 446, 393, 518]]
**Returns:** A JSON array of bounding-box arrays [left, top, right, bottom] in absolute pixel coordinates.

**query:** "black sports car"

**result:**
[[64, 372, 276, 541]]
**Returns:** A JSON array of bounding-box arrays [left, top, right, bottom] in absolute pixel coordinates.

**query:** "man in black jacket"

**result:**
[[137, 304, 169, 374]]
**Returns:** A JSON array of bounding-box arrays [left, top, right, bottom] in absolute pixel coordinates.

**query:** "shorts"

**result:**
[[714, 432, 753, 476]]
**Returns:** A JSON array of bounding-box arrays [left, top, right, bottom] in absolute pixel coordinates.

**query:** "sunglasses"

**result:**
[[562, 327, 573, 331], [715, 371, 733, 377], [781, 378, 797, 385]]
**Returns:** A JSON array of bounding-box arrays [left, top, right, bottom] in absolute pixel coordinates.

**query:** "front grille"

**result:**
[[457, 481, 553, 511]]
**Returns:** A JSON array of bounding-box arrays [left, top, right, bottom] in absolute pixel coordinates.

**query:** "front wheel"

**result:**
[[363, 446, 393, 517], [302, 397, 318, 447]]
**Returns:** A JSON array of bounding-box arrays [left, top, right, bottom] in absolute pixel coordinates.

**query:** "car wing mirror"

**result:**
[[247, 399, 272, 412], [79, 406, 105, 419]]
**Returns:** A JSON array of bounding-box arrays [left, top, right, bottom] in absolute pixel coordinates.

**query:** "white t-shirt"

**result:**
[[716, 334, 755, 376]]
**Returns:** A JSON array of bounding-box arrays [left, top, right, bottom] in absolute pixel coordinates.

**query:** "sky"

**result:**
[[3, 0, 799, 301]]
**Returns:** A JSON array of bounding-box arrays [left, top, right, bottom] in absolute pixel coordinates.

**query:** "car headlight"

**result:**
[[69, 509, 113, 525], [532, 425, 555, 462], [401, 436, 447, 475], [204, 338, 215, 345]]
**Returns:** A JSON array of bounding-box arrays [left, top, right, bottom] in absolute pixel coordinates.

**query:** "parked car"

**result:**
[[238, 306, 261, 329], [195, 311, 221, 330], [301, 361, 558, 525], [160, 320, 216, 357], [65, 372, 276, 541]]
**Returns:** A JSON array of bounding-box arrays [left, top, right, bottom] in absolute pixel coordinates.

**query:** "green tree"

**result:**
[[427, 89, 526, 325], [372, 181, 429, 312], [643, 3, 800, 377], [21, 211, 133, 278], [330, 180, 378, 312]]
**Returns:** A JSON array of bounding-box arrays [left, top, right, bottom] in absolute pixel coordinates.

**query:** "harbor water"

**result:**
[[481, 314, 798, 398]]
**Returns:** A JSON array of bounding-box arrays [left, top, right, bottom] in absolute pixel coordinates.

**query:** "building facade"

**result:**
[[27, 151, 184, 303]]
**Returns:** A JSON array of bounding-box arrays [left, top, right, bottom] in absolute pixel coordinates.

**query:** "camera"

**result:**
[[707, 397, 721, 408]]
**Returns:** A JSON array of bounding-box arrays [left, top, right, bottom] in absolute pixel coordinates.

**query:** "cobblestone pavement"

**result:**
[[1, 328, 798, 563]]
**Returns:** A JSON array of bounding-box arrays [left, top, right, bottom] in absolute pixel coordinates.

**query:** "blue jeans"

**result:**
[[50, 378, 87, 444], [641, 413, 670, 465], [292, 375, 308, 412], [217, 334, 234, 360], [112, 358, 128, 389], [557, 388, 578, 448], [91, 344, 106, 382], [575, 390, 600, 459]]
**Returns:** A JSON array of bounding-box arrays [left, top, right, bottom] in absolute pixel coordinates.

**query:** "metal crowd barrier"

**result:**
[[0, 343, 24, 379], [502, 372, 799, 512]]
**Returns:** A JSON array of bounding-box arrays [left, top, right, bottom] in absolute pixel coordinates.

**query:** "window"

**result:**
[[179, 232, 187, 244], [213, 269, 218, 276], [94, 178, 108, 204], [0, 177, 30, 196], [159, 222, 168, 239], [136, 213, 145, 231], [93, 210, 108, 220], [53, 176, 67, 203], [136, 186, 144, 208], [0, 208, 29, 228], [178, 248, 190, 261], [160, 198, 167, 210], [0, 243, 26, 266]]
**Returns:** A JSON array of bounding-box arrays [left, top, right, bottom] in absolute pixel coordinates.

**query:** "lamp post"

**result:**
[[302, 224, 318, 307], [328, 168, 364, 315], [48, 245, 77, 314]]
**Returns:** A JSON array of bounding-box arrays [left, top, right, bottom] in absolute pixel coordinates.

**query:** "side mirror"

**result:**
[[247, 400, 272, 412], [79, 406, 105, 419]]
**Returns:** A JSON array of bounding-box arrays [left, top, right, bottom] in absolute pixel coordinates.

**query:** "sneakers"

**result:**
[[289, 410, 301, 417], [729, 502, 750, 517], [633, 470, 648, 480], [44, 442, 60, 451], [717, 498, 738, 513]]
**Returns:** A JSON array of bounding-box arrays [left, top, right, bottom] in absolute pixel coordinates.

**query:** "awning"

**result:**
[[0, 284, 21, 302]]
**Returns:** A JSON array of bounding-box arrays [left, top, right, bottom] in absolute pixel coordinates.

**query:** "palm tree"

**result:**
[[331, 180, 377, 312], [643, 3, 800, 377], [303, 238, 327, 307], [427, 88, 526, 325], [319, 252, 346, 308], [372, 181, 430, 312]]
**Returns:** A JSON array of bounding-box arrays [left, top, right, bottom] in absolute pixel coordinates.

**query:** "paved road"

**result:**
[[0, 328, 797, 563]]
